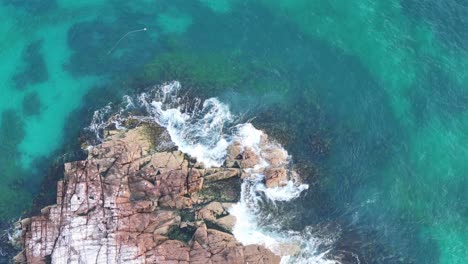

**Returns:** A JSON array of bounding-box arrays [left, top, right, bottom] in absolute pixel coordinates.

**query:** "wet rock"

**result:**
[[225, 141, 242, 168], [261, 145, 288, 167], [239, 147, 259, 168], [197, 202, 236, 232], [195, 177, 241, 203], [191, 223, 254, 264], [264, 167, 288, 188]]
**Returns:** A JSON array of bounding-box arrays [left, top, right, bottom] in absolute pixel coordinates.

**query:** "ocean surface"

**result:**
[[0, 0, 467, 263]]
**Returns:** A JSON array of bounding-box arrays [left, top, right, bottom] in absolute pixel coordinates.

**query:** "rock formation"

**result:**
[[13, 125, 284, 264]]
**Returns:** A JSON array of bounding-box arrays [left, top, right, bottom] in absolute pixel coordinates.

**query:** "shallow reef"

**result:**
[[12, 40, 48, 90]]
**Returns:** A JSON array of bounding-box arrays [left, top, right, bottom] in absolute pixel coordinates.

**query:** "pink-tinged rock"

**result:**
[[239, 147, 260, 168], [155, 240, 190, 262], [204, 168, 240, 182], [15, 126, 281, 264], [264, 167, 288, 188], [261, 145, 288, 167], [187, 168, 204, 193], [225, 141, 243, 168], [197, 202, 236, 231]]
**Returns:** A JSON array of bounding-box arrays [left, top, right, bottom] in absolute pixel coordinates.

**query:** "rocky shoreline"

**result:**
[[12, 122, 301, 263]]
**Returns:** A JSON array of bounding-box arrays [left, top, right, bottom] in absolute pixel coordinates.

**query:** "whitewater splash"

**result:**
[[87, 81, 339, 263]]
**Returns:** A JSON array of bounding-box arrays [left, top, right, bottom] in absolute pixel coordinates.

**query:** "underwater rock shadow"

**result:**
[[2, 0, 56, 14], [65, 16, 161, 78], [12, 40, 48, 90], [22, 92, 42, 117]]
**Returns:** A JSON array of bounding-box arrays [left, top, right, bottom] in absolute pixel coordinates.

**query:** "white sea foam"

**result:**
[[229, 173, 338, 264], [88, 81, 339, 263], [234, 123, 263, 149], [229, 181, 283, 250], [136, 82, 233, 167], [88, 105, 113, 141], [259, 179, 310, 202]]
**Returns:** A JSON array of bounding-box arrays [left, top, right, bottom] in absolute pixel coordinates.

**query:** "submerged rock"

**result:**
[[14, 125, 282, 264]]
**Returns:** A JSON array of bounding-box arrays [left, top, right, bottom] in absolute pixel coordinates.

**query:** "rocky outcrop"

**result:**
[[197, 202, 236, 232], [14, 125, 282, 264]]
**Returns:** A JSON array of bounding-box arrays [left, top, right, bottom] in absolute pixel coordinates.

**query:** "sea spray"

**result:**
[[145, 97, 233, 167], [86, 81, 340, 263]]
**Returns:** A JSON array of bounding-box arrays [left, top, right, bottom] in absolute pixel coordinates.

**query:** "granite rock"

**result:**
[[14, 126, 281, 264]]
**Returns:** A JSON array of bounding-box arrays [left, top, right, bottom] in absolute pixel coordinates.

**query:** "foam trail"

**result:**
[[87, 81, 339, 263], [107, 27, 147, 55]]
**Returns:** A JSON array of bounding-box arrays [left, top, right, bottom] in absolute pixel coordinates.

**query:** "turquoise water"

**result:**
[[0, 0, 467, 263]]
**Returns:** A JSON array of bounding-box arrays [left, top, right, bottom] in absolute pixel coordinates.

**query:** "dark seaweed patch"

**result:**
[[22, 92, 42, 116], [12, 40, 48, 90], [0, 110, 25, 170], [167, 225, 196, 244], [0, 110, 36, 219], [2, 0, 56, 14], [198, 177, 241, 203]]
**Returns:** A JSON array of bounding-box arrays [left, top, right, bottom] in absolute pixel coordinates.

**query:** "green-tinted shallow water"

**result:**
[[0, 0, 467, 263]]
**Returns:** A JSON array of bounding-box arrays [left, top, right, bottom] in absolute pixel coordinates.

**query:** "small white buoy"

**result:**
[[107, 27, 148, 55]]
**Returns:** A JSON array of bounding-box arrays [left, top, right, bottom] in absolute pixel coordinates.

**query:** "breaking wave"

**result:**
[[87, 81, 340, 263]]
